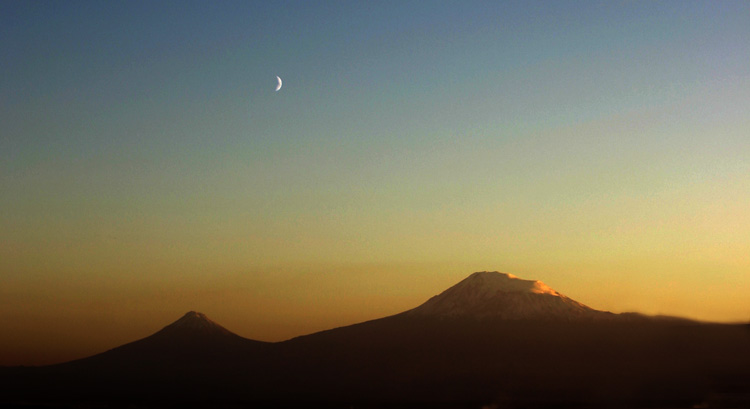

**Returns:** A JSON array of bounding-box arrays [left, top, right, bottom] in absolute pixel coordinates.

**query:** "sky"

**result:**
[[1, 0, 749, 365]]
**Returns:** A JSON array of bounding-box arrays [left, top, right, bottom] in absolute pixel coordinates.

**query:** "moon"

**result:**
[[275, 76, 282, 92]]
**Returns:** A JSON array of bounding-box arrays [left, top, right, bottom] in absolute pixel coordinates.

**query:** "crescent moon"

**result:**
[[275, 76, 282, 92]]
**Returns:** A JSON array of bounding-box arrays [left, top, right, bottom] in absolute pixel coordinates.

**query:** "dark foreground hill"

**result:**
[[2, 272, 750, 408]]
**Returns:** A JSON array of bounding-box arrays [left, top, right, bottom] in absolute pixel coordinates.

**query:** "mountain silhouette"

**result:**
[[2, 272, 749, 408], [64, 310, 269, 368], [159, 310, 235, 335]]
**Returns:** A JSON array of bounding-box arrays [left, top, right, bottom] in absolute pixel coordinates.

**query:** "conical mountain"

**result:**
[[408, 271, 610, 320], [147, 311, 240, 339], [62, 311, 269, 369], [9, 312, 274, 403]]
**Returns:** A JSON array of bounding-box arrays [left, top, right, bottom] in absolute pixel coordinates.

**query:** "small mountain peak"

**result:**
[[179, 311, 209, 321], [156, 311, 234, 336]]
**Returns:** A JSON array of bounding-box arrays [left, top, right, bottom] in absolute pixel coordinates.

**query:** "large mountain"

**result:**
[[408, 271, 608, 320], [2, 272, 749, 408]]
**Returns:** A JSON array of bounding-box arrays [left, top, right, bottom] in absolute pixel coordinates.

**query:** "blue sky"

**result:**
[[1, 1, 750, 364]]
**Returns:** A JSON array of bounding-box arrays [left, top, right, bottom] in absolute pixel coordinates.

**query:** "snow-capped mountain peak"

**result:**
[[460, 271, 560, 296], [408, 271, 604, 320]]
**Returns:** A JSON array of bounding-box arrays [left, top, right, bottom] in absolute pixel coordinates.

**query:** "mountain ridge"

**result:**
[[3, 271, 749, 408]]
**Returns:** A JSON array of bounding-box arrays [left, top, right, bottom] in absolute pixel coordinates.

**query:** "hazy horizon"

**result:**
[[2, 1, 749, 366], [2, 268, 747, 366]]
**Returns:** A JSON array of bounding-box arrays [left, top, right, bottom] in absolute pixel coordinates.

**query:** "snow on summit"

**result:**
[[460, 271, 560, 296], [408, 271, 606, 321]]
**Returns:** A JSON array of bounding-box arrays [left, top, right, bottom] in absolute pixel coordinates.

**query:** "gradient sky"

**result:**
[[2, 1, 749, 365]]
